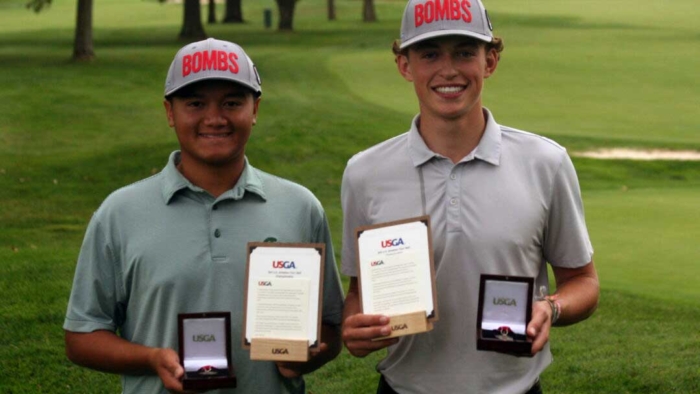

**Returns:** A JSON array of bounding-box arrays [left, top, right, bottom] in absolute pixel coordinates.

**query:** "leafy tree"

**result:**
[[26, 0, 94, 61], [208, 0, 216, 24], [275, 0, 298, 31], [328, 0, 335, 21], [73, 0, 95, 60], [179, 0, 207, 40], [362, 0, 376, 22], [25, 0, 51, 12], [223, 0, 244, 23]]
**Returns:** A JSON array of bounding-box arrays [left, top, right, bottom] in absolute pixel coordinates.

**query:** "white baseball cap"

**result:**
[[400, 0, 494, 49], [164, 38, 262, 97]]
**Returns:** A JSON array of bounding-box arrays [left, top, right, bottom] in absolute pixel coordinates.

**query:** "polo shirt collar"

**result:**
[[161, 151, 267, 204], [407, 107, 502, 167], [408, 115, 437, 167], [474, 108, 502, 166]]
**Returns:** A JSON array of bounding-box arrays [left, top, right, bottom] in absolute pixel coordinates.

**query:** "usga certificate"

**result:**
[[243, 244, 324, 350], [356, 216, 437, 322]]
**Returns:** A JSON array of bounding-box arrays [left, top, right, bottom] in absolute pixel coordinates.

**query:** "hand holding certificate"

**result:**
[[355, 216, 438, 339], [243, 243, 325, 362]]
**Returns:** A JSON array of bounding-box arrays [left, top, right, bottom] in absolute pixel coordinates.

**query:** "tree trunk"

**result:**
[[73, 0, 94, 61], [362, 0, 376, 22], [275, 0, 297, 31], [223, 0, 244, 23], [179, 0, 207, 40], [208, 0, 216, 24], [328, 0, 336, 21]]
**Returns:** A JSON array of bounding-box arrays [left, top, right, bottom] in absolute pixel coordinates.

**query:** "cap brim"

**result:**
[[400, 30, 493, 50], [164, 75, 261, 98]]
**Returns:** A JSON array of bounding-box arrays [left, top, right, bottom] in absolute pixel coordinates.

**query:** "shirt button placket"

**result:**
[[447, 168, 460, 232], [210, 201, 226, 260]]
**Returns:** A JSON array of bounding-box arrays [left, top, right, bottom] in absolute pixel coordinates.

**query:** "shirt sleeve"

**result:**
[[63, 212, 125, 333], [340, 161, 365, 277], [314, 210, 345, 326], [543, 153, 594, 268]]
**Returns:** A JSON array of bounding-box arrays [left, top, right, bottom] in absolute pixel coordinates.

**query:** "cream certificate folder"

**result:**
[[243, 243, 324, 350], [356, 216, 438, 323]]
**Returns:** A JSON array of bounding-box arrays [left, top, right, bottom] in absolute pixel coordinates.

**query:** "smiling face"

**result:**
[[397, 36, 498, 122], [164, 80, 260, 171]]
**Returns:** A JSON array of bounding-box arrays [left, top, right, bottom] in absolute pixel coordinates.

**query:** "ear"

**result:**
[[164, 100, 175, 128], [483, 48, 499, 79], [396, 54, 414, 82], [252, 97, 261, 126]]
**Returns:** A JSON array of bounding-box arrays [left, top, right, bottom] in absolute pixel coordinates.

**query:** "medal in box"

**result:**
[[178, 312, 237, 390], [476, 275, 534, 357]]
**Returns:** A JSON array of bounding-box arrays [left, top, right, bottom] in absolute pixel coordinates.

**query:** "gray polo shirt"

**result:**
[[64, 151, 344, 394], [341, 109, 593, 394]]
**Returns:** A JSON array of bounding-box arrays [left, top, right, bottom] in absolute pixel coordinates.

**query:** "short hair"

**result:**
[[392, 36, 505, 60]]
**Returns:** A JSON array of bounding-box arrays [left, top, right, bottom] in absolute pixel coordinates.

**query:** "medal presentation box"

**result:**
[[178, 312, 237, 390], [476, 275, 534, 357], [355, 216, 438, 339], [243, 243, 325, 362]]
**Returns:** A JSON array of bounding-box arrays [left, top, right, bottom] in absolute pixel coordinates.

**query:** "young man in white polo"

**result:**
[[340, 1, 599, 393], [63, 38, 344, 394]]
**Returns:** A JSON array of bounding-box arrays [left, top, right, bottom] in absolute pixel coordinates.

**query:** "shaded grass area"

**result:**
[[306, 288, 700, 393], [544, 289, 700, 393]]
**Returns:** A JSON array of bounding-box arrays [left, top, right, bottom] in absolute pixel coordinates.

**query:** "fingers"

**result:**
[[342, 314, 399, 358], [344, 314, 391, 338], [150, 348, 188, 393], [275, 361, 302, 379], [308, 342, 328, 355], [527, 301, 551, 355], [274, 341, 329, 379]]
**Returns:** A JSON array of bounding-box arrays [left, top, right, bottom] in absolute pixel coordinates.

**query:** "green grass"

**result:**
[[1, 0, 699, 392]]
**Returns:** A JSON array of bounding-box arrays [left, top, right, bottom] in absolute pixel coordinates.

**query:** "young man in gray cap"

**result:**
[[341, 1, 599, 393], [63, 38, 344, 394]]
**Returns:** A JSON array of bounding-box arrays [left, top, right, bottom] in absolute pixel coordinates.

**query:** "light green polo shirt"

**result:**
[[64, 151, 344, 394]]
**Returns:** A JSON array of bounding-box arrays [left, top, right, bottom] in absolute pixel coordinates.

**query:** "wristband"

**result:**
[[545, 298, 560, 324], [536, 286, 560, 324]]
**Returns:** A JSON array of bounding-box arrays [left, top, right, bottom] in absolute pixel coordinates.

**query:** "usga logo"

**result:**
[[193, 334, 216, 342], [391, 323, 408, 331], [272, 260, 297, 269], [493, 297, 517, 307], [272, 348, 289, 355], [381, 238, 405, 248], [370, 260, 385, 267], [258, 281, 272, 286]]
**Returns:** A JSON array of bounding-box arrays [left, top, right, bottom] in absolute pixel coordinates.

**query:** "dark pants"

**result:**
[[377, 375, 543, 394]]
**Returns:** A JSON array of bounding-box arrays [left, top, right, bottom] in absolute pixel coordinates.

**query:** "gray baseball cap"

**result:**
[[400, 0, 493, 49], [164, 38, 262, 97]]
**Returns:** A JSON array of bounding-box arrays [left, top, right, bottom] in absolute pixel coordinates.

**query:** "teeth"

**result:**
[[435, 86, 464, 94], [200, 133, 232, 137]]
